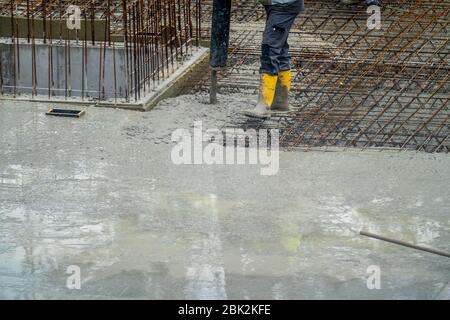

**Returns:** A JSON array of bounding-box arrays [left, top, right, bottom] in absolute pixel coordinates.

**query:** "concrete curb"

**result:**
[[142, 47, 210, 111]]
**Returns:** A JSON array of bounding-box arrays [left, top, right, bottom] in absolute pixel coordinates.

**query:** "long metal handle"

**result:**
[[210, 69, 218, 104], [209, 0, 232, 104], [360, 230, 450, 258]]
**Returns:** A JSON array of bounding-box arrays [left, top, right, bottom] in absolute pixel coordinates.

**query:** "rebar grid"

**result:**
[[193, 0, 449, 153], [0, 0, 202, 102]]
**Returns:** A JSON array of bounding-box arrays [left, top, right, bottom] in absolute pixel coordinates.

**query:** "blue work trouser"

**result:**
[[260, 0, 303, 75]]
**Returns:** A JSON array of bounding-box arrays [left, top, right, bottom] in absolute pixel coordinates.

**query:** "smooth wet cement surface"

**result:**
[[0, 96, 449, 299]]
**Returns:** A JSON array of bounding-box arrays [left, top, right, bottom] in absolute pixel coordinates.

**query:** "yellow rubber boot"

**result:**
[[244, 73, 278, 119], [272, 70, 292, 112]]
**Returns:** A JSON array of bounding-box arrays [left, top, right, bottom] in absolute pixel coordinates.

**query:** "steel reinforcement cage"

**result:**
[[0, 0, 202, 102], [193, 0, 449, 153]]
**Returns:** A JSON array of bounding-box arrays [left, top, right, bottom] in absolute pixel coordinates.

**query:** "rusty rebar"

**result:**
[[2, 0, 201, 103], [191, 0, 449, 153]]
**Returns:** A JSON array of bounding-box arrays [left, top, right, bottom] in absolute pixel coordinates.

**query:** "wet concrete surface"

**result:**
[[0, 96, 449, 299]]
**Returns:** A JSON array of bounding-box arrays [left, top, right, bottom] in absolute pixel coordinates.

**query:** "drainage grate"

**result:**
[[46, 108, 85, 118]]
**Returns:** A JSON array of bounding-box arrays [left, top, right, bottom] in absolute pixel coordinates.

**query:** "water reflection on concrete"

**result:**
[[0, 99, 449, 300]]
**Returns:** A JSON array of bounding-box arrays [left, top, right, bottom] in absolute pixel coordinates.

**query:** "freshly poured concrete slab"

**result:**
[[0, 95, 449, 300], [436, 282, 450, 300]]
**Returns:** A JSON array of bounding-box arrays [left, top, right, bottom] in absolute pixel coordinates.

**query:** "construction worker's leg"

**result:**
[[270, 2, 302, 111], [259, 3, 302, 75], [272, 42, 292, 111], [245, 2, 302, 118], [244, 5, 281, 119]]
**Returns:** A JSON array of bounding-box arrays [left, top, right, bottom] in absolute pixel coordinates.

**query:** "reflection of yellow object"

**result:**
[[260, 73, 278, 108], [281, 235, 303, 253]]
